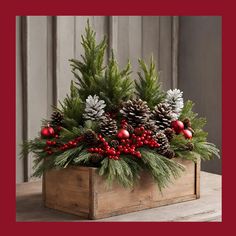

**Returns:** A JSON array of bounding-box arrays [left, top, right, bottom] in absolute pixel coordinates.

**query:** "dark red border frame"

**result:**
[[0, 0, 233, 235]]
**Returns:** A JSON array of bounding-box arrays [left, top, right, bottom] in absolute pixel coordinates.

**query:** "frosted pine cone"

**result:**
[[84, 95, 106, 121], [165, 89, 184, 120]]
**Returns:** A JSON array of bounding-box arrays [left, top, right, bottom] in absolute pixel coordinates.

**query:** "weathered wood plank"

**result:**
[[42, 159, 199, 219], [16, 171, 221, 222]]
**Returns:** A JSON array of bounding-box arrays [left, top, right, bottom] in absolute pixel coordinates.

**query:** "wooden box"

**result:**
[[43, 158, 200, 220]]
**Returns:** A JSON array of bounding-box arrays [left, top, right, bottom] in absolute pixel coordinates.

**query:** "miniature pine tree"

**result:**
[[135, 56, 165, 108], [96, 51, 134, 112], [69, 20, 107, 101]]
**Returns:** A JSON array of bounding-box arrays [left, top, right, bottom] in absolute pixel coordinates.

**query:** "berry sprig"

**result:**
[[44, 136, 83, 155], [88, 124, 160, 160]]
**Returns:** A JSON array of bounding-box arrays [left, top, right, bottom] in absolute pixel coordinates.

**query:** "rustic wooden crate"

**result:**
[[43, 158, 200, 220]]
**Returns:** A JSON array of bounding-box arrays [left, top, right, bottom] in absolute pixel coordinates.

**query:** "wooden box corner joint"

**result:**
[[43, 158, 200, 220]]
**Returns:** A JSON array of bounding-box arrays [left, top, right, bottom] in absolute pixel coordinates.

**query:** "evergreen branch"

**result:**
[[96, 51, 134, 111], [69, 20, 107, 101], [139, 149, 185, 191], [73, 151, 92, 165], [98, 158, 136, 188], [135, 56, 165, 108]]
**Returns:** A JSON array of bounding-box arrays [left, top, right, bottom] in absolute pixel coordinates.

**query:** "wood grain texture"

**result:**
[[43, 159, 199, 220], [16, 171, 221, 222]]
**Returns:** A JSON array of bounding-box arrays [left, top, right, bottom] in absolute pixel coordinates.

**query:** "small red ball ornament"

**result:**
[[171, 120, 184, 134], [117, 129, 130, 139], [41, 124, 55, 138], [182, 129, 193, 139]]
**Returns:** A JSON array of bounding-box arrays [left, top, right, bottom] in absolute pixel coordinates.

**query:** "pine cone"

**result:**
[[83, 130, 98, 144], [51, 111, 63, 126], [183, 118, 191, 129], [154, 131, 170, 155], [99, 114, 118, 137], [84, 95, 106, 121], [120, 99, 151, 127], [154, 131, 175, 158], [152, 103, 173, 130], [185, 142, 194, 151], [165, 149, 175, 159], [110, 140, 119, 148], [164, 128, 174, 141], [165, 89, 184, 120], [144, 119, 159, 133]]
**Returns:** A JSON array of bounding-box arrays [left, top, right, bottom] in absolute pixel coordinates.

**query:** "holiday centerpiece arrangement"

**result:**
[[22, 21, 220, 192]]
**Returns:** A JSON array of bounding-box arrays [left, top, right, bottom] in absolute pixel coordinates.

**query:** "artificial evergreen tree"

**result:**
[[135, 56, 165, 109], [69, 20, 107, 101]]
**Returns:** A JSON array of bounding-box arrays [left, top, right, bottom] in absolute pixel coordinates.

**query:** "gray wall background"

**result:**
[[16, 16, 222, 183]]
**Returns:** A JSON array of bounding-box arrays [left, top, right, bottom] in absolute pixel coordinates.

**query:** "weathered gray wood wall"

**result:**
[[178, 16, 222, 174], [16, 16, 221, 183]]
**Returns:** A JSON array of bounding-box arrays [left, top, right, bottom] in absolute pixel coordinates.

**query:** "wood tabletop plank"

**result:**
[[16, 171, 221, 222]]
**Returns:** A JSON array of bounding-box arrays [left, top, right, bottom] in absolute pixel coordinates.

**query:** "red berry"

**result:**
[[140, 126, 145, 131], [46, 140, 51, 146]]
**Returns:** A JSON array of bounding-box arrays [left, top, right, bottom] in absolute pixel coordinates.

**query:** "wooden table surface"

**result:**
[[16, 171, 222, 222]]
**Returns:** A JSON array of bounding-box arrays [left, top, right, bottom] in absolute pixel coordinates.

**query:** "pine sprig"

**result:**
[[59, 81, 84, 128], [69, 20, 107, 101], [139, 149, 185, 191], [135, 56, 165, 108], [99, 158, 136, 188], [96, 52, 134, 111]]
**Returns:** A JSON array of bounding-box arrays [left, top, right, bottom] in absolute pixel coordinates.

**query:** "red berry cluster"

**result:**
[[88, 134, 120, 160], [88, 123, 160, 160], [45, 136, 83, 155]]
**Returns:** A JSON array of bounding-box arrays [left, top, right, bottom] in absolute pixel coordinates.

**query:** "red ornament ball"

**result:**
[[117, 129, 130, 139], [171, 120, 184, 134], [182, 129, 193, 139], [41, 126, 55, 138]]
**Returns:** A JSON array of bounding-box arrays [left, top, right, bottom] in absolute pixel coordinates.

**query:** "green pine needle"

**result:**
[[135, 56, 165, 108]]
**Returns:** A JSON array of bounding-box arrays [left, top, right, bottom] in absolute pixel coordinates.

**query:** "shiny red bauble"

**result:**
[[171, 120, 184, 134], [41, 126, 55, 138], [117, 129, 130, 139], [182, 129, 193, 139]]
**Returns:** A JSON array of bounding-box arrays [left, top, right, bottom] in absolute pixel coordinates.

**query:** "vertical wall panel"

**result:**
[[16, 16, 24, 183], [179, 16, 222, 174], [27, 16, 51, 179], [159, 16, 172, 90], [56, 16, 75, 102]]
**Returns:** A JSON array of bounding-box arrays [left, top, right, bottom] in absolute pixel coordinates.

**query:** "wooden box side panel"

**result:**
[[92, 159, 199, 219], [43, 166, 91, 217]]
